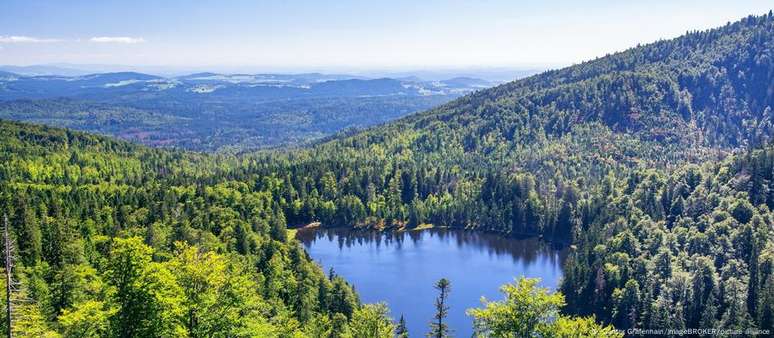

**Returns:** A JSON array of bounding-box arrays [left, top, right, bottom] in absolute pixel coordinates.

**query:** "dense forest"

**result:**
[[559, 145, 774, 331], [0, 120, 614, 337], [0, 120, 369, 337], [1, 11, 773, 337], [251, 12, 774, 238]]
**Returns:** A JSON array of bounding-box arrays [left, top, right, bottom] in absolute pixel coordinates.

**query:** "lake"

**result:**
[[296, 228, 567, 337]]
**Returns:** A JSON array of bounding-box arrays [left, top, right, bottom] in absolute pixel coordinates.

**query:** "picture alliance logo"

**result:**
[[623, 328, 773, 336]]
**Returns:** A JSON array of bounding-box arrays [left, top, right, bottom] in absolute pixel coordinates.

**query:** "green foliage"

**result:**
[[1, 12, 773, 336], [107, 237, 186, 337], [0, 120, 365, 336], [169, 242, 275, 337], [560, 147, 774, 333], [348, 303, 396, 338], [58, 300, 114, 338], [467, 277, 621, 337]]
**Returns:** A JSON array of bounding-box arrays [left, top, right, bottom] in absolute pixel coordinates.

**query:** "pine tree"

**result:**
[[428, 278, 451, 338], [613, 279, 641, 329], [396, 314, 408, 338], [759, 275, 774, 330], [12, 197, 42, 266]]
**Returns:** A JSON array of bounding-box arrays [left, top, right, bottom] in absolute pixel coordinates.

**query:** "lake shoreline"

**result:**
[[292, 222, 570, 250], [297, 226, 568, 336]]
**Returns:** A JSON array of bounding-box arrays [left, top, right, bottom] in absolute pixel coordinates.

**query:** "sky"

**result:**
[[0, 0, 772, 73]]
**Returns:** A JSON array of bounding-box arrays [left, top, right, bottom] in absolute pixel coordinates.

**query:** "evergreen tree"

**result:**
[[428, 278, 451, 338], [396, 314, 409, 338]]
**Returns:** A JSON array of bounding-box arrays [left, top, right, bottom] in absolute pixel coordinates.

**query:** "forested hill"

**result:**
[[419, 12, 773, 148], [1, 11, 773, 337], [0, 119, 374, 336], [275, 12, 774, 214], [234, 13, 774, 332], [256, 13, 773, 237], [319, 11, 774, 160]]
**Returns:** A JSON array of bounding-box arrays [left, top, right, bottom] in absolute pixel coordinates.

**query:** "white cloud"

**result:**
[[89, 36, 145, 44], [0, 36, 61, 43]]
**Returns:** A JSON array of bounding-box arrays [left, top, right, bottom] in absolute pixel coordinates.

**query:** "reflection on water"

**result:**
[[298, 227, 566, 337], [297, 227, 567, 268]]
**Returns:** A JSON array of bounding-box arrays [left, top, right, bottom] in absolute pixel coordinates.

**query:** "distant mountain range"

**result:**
[[0, 64, 91, 77], [0, 71, 495, 101], [0, 71, 501, 150], [0, 64, 544, 81]]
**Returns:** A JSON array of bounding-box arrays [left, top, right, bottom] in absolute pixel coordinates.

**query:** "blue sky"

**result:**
[[1, 0, 771, 72]]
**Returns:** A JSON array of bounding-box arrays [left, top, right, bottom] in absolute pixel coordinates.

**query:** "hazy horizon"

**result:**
[[0, 62, 550, 80], [2, 0, 772, 71]]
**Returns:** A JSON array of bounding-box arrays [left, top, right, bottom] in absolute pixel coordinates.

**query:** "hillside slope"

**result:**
[[1, 11, 773, 336], [257, 13, 773, 236], [329, 12, 773, 159], [0, 120, 377, 336], [237, 13, 774, 331]]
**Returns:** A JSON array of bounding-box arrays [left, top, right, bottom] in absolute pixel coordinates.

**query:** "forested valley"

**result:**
[[1, 11, 773, 337], [0, 74, 491, 151]]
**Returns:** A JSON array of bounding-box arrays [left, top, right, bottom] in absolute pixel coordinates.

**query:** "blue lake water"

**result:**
[[297, 228, 567, 337]]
